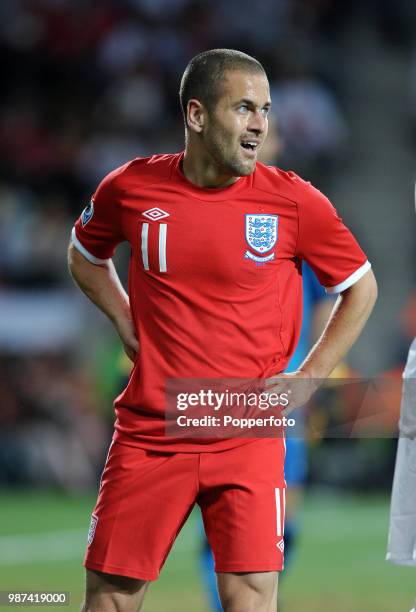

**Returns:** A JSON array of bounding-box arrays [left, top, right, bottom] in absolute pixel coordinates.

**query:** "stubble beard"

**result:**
[[204, 127, 256, 178]]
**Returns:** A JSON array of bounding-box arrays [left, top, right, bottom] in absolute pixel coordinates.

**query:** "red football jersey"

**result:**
[[72, 152, 370, 451]]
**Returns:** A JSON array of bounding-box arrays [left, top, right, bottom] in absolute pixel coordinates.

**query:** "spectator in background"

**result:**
[[0, 353, 109, 491], [270, 57, 347, 186]]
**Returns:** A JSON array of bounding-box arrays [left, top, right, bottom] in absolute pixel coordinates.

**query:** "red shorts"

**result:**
[[84, 437, 286, 580]]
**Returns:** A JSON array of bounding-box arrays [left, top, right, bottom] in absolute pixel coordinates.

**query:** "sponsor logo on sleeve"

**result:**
[[81, 199, 94, 227], [87, 514, 98, 546]]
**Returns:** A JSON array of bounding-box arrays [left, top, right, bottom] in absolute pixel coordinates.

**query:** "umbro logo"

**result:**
[[142, 207, 169, 221], [276, 539, 284, 552]]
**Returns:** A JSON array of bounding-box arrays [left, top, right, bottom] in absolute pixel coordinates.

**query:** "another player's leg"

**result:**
[[281, 436, 307, 571], [82, 569, 148, 612], [200, 530, 223, 611], [217, 571, 278, 612]]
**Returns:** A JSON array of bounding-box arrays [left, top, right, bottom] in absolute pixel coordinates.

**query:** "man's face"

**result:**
[[202, 70, 271, 176]]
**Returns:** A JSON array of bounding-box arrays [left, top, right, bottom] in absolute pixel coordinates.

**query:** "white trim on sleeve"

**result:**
[[71, 227, 109, 265], [325, 260, 371, 294]]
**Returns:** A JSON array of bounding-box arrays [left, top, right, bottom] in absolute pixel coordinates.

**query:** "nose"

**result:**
[[248, 110, 266, 135]]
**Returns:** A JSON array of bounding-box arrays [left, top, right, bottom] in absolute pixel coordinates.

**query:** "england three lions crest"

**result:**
[[245, 214, 278, 263]]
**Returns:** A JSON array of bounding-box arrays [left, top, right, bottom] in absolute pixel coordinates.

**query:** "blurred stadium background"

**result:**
[[0, 0, 416, 610]]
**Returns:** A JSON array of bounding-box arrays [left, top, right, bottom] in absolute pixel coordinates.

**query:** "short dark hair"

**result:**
[[179, 49, 265, 124]]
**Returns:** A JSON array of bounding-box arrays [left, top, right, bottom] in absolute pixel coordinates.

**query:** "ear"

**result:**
[[186, 99, 206, 133]]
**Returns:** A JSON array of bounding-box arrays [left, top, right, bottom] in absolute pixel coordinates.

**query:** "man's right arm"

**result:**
[[68, 242, 139, 362]]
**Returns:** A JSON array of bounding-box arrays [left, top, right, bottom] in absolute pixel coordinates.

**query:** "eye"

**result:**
[[238, 104, 249, 113], [261, 107, 270, 116]]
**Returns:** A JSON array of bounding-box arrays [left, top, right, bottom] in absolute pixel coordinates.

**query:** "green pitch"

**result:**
[[0, 490, 413, 611]]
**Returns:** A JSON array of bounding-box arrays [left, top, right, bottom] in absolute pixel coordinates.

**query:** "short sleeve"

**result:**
[[296, 183, 370, 293], [71, 169, 125, 264]]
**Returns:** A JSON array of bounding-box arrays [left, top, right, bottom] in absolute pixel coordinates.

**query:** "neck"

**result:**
[[182, 142, 239, 189]]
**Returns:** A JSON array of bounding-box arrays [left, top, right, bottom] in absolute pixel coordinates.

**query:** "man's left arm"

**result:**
[[270, 179, 378, 410], [275, 269, 377, 414]]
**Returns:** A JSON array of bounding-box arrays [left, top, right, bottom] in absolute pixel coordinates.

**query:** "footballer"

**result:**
[[68, 49, 377, 611]]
